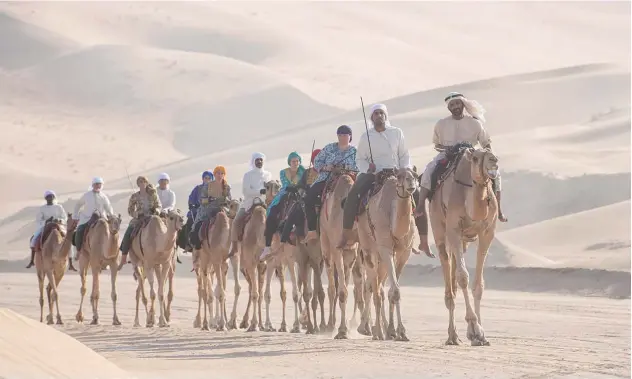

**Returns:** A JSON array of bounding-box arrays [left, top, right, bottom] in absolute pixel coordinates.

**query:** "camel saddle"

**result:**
[[426, 142, 473, 202], [32, 218, 65, 252], [237, 201, 267, 242], [357, 169, 397, 216], [198, 207, 228, 244], [321, 170, 357, 220], [72, 213, 100, 248], [130, 215, 153, 242]]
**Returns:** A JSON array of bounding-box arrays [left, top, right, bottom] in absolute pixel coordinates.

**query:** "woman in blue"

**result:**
[[260, 151, 305, 260], [304, 125, 358, 242]]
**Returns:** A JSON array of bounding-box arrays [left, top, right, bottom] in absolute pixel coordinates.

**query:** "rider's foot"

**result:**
[[25, 260, 34, 269], [259, 246, 273, 261], [417, 235, 435, 258], [304, 230, 318, 242], [498, 211, 508, 223]]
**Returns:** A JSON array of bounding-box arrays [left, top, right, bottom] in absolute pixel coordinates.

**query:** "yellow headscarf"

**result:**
[[213, 165, 227, 179]]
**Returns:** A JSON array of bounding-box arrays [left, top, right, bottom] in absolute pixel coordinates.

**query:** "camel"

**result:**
[[35, 214, 75, 325], [427, 145, 499, 346], [126, 209, 184, 328], [356, 168, 419, 341], [75, 213, 123, 325], [237, 180, 280, 332], [318, 170, 364, 339], [193, 202, 234, 331], [294, 235, 326, 334]]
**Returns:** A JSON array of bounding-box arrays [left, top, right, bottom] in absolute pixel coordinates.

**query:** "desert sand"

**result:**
[[0, 1, 630, 378]]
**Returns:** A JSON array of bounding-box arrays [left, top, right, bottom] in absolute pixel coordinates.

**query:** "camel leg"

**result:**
[[263, 264, 276, 332], [37, 271, 45, 323], [257, 263, 265, 330], [302, 261, 315, 334], [157, 263, 170, 328], [370, 274, 384, 340], [350, 259, 364, 329], [279, 266, 289, 332], [215, 263, 227, 331], [228, 255, 241, 330], [288, 261, 301, 333], [334, 250, 350, 339], [393, 253, 410, 342], [145, 265, 156, 328], [314, 262, 326, 333], [75, 262, 88, 323], [357, 271, 372, 336], [207, 271, 216, 329], [471, 232, 492, 346], [241, 270, 252, 329], [45, 270, 59, 325], [193, 270, 202, 328], [52, 272, 65, 325], [134, 267, 144, 327], [165, 261, 174, 323], [247, 265, 261, 332], [110, 260, 121, 326], [89, 265, 101, 325], [325, 258, 337, 332], [200, 269, 210, 331], [448, 230, 485, 347]]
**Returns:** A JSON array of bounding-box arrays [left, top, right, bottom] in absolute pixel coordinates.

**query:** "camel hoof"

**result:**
[[396, 332, 409, 342], [319, 323, 327, 333], [75, 313, 84, 323], [46, 316, 54, 325], [386, 326, 397, 340], [471, 338, 490, 346], [278, 323, 287, 333], [201, 321, 209, 331], [334, 330, 348, 340], [159, 320, 169, 328], [305, 324, 315, 335], [239, 319, 249, 329], [371, 326, 384, 341], [193, 317, 201, 328], [112, 317, 121, 326], [56, 316, 64, 325], [134, 321, 141, 328], [445, 337, 461, 346], [357, 324, 372, 336], [247, 324, 259, 332], [290, 325, 301, 333], [90, 317, 99, 325], [216, 325, 227, 332]]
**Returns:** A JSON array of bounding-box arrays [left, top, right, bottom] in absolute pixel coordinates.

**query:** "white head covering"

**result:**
[[250, 152, 266, 170], [44, 190, 56, 198], [444, 92, 486, 123], [92, 177, 104, 185], [158, 173, 170, 182], [369, 103, 391, 128]]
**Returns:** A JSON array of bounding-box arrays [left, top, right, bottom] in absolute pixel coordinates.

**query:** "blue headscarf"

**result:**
[[287, 151, 302, 166], [202, 170, 214, 181]]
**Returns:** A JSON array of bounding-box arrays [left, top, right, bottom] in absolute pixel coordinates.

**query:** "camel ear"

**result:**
[[464, 148, 475, 161]]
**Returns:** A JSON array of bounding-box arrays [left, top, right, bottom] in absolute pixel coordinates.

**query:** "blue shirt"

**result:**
[[313, 143, 358, 184]]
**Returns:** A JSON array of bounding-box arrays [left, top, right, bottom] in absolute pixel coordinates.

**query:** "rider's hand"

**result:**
[[368, 163, 377, 173], [323, 164, 334, 171]]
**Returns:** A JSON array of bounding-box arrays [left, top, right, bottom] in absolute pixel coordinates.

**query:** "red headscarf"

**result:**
[[311, 149, 321, 165]]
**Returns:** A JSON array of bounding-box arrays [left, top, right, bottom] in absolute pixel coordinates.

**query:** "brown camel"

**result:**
[[193, 205, 232, 331], [319, 170, 363, 338], [127, 209, 184, 328], [76, 213, 123, 325], [35, 214, 75, 325], [428, 146, 499, 346], [237, 180, 280, 332], [294, 236, 327, 334], [356, 168, 419, 341]]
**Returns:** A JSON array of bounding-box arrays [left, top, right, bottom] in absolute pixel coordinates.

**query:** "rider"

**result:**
[[72, 177, 115, 253], [26, 190, 76, 271], [304, 125, 358, 242], [228, 152, 272, 258], [260, 151, 305, 260], [156, 172, 180, 263], [337, 104, 413, 249], [189, 165, 232, 250], [119, 176, 162, 268], [181, 171, 214, 252], [413, 92, 507, 254], [280, 148, 321, 245]]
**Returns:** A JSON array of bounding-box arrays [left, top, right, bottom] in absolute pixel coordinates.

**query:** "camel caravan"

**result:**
[[27, 93, 507, 345]]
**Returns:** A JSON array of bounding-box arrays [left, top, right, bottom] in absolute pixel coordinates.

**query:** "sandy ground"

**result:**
[[0, 1, 630, 378]]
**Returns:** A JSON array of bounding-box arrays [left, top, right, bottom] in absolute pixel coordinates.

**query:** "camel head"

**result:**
[[66, 212, 77, 231], [464, 147, 499, 184], [396, 167, 419, 196], [264, 180, 281, 204], [228, 198, 241, 218], [165, 209, 185, 230], [107, 214, 123, 234]]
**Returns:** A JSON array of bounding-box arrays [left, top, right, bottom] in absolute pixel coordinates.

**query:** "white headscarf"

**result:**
[[89, 177, 104, 191], [444, 92, 486, 123], [369, 103, 391, 128], [44, 190, 56, 199], [158, 173, 170, 182], [250, 152, 266, 170]]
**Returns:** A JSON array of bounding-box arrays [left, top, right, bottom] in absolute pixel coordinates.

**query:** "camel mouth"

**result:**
[[487, 169, 498, 179]]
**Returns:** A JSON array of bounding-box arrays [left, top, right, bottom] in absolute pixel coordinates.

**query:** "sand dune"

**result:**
[[0, 308, 131, 379], [0, 1, 629, 378]]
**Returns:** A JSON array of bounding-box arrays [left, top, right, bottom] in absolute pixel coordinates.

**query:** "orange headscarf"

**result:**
[[213, 165, 227, 179]]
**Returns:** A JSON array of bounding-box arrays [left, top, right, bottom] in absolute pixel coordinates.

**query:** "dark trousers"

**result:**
[[412, 187, 428, 236], [342, 173, 375, 230], [264, 199, 284, 247], [305, 180, 326, 231], [120, 224, 135, 254], [280, 204, 306, 243], [73, 223, 88, 251]]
